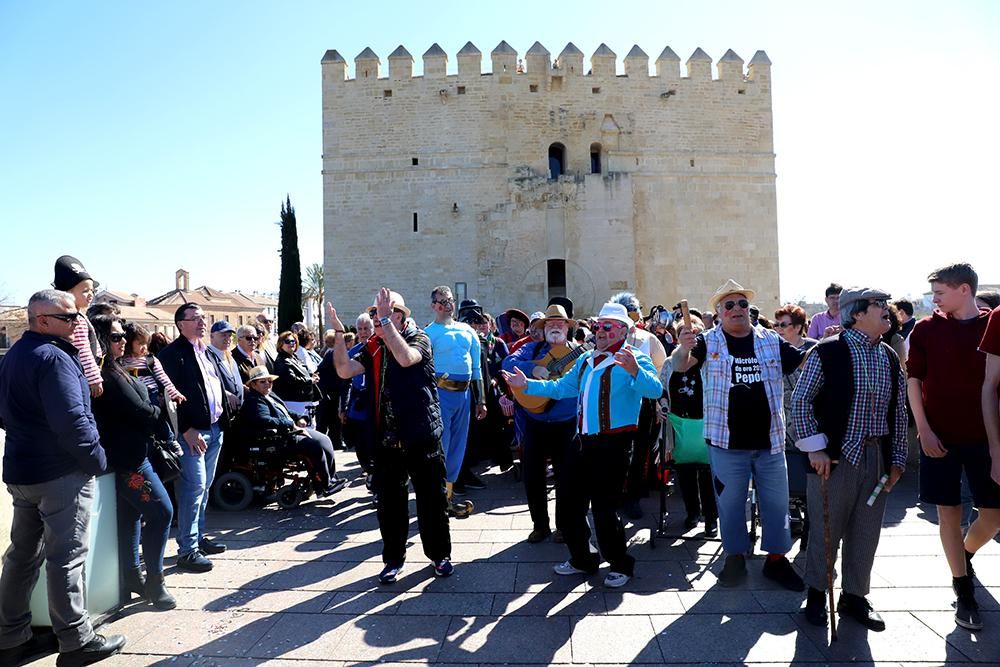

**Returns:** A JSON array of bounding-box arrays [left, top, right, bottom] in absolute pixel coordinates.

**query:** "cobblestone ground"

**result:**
[[18, 447, 1000, 666]]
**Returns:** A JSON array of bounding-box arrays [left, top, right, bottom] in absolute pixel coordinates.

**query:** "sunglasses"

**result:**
[[596, 321, 622, 332], [109, 333, 127, 342], [774, 322, 795, 329], [241, 335, 260, 341], [282, 338, 296, 345], [368, 308, 405, 318], [42, 312, 82, 323], [723, 299, 750, 311], [868, 299, 888, 309], [432, 298, 454, 305]]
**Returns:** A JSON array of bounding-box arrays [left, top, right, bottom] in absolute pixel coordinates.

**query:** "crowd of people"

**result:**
[[1, 255, 999, 665]]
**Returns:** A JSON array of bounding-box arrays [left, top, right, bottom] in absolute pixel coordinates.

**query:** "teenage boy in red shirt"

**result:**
[[908, 263, 998, 632]]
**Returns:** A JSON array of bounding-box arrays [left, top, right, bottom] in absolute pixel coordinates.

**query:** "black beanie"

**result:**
[[53, 255, 99, 291]]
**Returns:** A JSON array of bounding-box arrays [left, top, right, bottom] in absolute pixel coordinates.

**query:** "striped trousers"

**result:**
[[804, 438, 888, 596]]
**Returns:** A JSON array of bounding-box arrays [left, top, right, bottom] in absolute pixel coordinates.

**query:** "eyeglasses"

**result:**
[[868, 299, 888, 309], [241, 335, 259, 342], [723, 299, 750, 311], [368, 308, 405, 318], [432, 298, 454, 305], [41, 312, 82, 323], [181, 315, 207, 323], [109, 333, 127, 342], [774, 321, 795, 329]]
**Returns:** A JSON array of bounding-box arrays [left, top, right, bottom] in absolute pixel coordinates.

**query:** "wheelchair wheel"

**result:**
[[212, 471, 254, 512], [276, 484, 303, 510]]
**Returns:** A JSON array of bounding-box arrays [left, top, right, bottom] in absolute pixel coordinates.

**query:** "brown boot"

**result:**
[[446, 482, 473, 518]]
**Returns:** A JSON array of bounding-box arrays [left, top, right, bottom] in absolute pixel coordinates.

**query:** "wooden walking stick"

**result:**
[[821, 474, 838, 642], [680, 299, 691, 329]]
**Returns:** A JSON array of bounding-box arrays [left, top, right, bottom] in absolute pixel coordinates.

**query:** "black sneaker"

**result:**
[[683, 515, 701, 531], [460, 473, 486, 490], [718, 554, 747, 587], [320, 476, 348, 497], [0, 630, 58, 666], [837, 593, 886, 632], [704, 519, 719, 538], [527, 528, 552, 544], [378, 562, 404, 585], [803, 587, 828, 627], [56, 634, 126, 667], [176, 550, 213, 572], [953, 575, 983, 631], [433, 558, 455, 577], [199, 538, 227, 555], [762, 555, 805, 592]]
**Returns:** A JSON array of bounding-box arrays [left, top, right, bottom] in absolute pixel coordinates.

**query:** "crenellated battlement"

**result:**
[[321, 41, 770, 85]]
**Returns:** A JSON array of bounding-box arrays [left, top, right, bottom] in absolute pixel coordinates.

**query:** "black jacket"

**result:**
[[273, 351, 321, 403], [240, 389, 301, 433], [93, 366, 161, 471], [157, 336, 232, 433], [233, 346, 267, 385]]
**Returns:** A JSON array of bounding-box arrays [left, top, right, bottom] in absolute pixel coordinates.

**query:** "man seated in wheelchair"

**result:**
[[241, 365, 347, 497]]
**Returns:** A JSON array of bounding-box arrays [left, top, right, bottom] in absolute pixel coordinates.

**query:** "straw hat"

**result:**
[[707, 279, 756, 311], [529, 304, 575, 332], [247, 365, 279, 384]]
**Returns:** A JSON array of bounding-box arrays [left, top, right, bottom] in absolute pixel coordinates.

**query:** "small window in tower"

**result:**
[[547, 259, 567, 299], [454, 282, 467, 301], [690, 159, 695, 168], [548, 143, 565, 180], [592, 87, 601, 94], [412, 157, 418, 166], [590, 143, 602, 174], [383, 89, 392, 98], [457, 86, 466, 95], [412, 212, 418, 232], [529, 84, 538, 93]]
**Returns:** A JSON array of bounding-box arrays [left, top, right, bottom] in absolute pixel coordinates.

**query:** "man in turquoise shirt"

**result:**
[[504, 302, 662, 588], [425, 286, 485, 517]]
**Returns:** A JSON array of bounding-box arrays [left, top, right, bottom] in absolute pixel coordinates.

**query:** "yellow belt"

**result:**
[[436, 377, 470, 392]]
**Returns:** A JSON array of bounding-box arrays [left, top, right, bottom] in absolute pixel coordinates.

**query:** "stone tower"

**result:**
[[321, 41, 778, 323]]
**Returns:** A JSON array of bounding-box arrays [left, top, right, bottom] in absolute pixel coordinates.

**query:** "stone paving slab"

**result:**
[[17, 454, 1000, 666]]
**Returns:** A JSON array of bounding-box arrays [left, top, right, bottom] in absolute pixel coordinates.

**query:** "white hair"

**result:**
[[27, 289, 74, 319]]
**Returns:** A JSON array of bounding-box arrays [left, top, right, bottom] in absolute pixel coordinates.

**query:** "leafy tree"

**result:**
[[277, 195, 303, 331], [302, 262, 324, 333]]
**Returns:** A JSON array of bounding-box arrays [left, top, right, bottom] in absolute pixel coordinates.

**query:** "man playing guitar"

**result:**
[[501, 304, 581, 543]]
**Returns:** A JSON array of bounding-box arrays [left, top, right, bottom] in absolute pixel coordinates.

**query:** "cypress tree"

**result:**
[[277, 195, 303, 331]]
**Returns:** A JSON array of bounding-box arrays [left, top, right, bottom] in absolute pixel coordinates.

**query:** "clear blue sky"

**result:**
[[2, 0, 997, 306]]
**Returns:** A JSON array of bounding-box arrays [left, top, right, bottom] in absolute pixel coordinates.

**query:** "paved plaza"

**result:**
[[16, 449, 1000, 666]]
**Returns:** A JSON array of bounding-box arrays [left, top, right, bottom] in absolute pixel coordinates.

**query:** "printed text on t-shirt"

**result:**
[[731, 356, 762, 387]]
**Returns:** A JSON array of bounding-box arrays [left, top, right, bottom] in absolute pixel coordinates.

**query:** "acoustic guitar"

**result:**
[[511, 342, 594, 414]]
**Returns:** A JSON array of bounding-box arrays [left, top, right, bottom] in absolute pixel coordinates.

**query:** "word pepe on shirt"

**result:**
[[731, 354, 763, 388]]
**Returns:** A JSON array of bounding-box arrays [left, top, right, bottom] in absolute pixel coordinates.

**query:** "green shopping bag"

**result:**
[[668, 413, 709, 465]]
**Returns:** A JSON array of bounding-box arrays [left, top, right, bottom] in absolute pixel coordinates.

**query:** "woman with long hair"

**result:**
[[272, 330, 322, 424], [91, 315, 176, 610]]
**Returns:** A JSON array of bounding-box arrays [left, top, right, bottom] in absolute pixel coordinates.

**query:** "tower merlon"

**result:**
[[388, 45, 414, 81], [556, 42, 584, 76], [320, 49, 347, 83], [354, 47, 380, 81], [716, 49, 744, 80], [591, 43, 617, 78], [457, 41, 482, 78], [624, 45, 649, 78], [525, 41, 551, 78], [422, 43, 448, 79], [685, 47, 712, 80], [655, 46, 681, 80], [491, 40, 517, 75], [747, 50, 771, 81]]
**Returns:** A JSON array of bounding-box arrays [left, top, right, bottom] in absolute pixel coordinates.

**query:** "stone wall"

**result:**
[[322, 42, 778, 323]]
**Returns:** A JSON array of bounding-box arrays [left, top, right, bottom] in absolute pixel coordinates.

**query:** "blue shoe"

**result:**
[[378, 562, 403, 585], [433, 559, 454, 577]]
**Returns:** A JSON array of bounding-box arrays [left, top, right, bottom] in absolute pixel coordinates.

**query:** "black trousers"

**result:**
[[372, 439, 451, 565], [289, 428, 337, 489], [623, 400, 657, 503], [676, 463, 717, 521], [315, 397, 343, 447], [343, 417, 374, 474], [462, 395, 515, 478], [522, 417, 576, 532], [562, 432, 635, 576]]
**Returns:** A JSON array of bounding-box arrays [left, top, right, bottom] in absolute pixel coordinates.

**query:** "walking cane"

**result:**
[[821, 474, 837, 642]]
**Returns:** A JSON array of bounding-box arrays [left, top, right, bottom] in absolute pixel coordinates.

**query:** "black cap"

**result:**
[[53, 255, 99, 291], [458, 298, 483, 317], [547, 296, 574, 319]]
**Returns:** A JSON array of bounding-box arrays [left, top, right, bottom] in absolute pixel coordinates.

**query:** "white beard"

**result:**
[[545, 330, 567, 345]]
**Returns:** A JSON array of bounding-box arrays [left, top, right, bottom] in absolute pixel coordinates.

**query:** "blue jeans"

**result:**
[[176, 423, 223, 556], [115, 458, 172, 575], [437, 388, 470, 483], [708, 445, 792, 556]]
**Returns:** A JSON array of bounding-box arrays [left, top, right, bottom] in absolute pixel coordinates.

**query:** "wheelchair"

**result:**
[[210, 426, 319, 511]]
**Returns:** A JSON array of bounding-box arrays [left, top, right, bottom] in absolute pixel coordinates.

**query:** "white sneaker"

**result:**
[[553, 560, 587, 576], [604, 572, 630, 588]]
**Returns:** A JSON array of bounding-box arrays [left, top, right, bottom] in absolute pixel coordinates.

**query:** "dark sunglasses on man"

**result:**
[[723, 299, 750, 311], [41, 312, 82, 323]]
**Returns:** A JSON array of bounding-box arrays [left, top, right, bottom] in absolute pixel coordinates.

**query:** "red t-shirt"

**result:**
[[906, 309, 990, 445], [980, 305, 1000, 356]]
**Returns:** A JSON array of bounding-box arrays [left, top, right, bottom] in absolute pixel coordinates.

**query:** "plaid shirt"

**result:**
[[791, 327, 907, 468], [701, 326, 787, 453]]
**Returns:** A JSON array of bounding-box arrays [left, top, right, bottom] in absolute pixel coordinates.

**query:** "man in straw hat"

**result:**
[[501, 303, 581, 544], [791, 286, 907, 632], [672, 279, 807, 590], [326, 288, 454, 584], [504, 302, 662, 587]]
